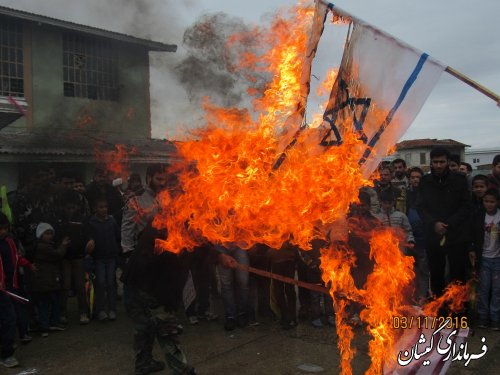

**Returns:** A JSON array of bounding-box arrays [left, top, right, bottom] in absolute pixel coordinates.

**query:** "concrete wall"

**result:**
[[6, 21, 151, 139], [395, 146, 466, 168], [465, 149, 500, 169], [0, 163, 20, 191]]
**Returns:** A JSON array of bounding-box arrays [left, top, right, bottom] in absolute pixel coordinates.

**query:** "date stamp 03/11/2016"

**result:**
[[392, 315, 469, 330]]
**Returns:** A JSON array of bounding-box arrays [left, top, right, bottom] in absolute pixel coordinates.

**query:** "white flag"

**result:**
[[319, 8, 445, 176]]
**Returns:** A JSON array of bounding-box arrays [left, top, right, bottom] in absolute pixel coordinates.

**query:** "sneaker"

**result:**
[[41, 331, 49, 338], [199, 311, 219, 321], [108, 311, 117, 321], [311, 318, 323, 328], [327, 315, 336, 327], [20, 334, 33, 343], [224, 318, 237, 331], [248, 320, 261, 327], [49, 325, 66, 331], [477, 320, 489, 329], [80, 314, 90, 325], [491, 321, 500, 331], [98, 311, 108, 321], [188, 316, 199, 325], [1, 356, 19, 368], [157, 322, 183, 337], [135, 359, 165, 375]]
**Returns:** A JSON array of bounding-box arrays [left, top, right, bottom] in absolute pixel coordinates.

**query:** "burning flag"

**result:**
[[151, 1, 471, 374], [316, 3, 445, 177]]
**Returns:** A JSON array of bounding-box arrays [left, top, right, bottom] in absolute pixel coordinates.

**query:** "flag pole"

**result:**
[[322, 1, 500, 106], [445, 66, 500, 106]]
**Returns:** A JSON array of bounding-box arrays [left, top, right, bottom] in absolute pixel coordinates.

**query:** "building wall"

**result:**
[[465, 149, 500, 169], [395, 146, 466, 168], [6, 21, 151, 139], [0, 163, 19, 191]]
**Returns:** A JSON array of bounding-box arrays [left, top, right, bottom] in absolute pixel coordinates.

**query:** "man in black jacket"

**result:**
[[417, 147, 472, 297]]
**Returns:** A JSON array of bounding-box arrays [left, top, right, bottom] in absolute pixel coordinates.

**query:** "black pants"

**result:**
[[272, 261, 297, 324], [427, 242, 469, 297], [0, 291, 16, 359]]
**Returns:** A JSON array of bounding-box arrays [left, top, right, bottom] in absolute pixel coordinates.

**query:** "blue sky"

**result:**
[[1, 0, 499, 149]]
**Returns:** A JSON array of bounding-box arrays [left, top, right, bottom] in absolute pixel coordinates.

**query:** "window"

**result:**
[[0, 16, 24, 97], [473, 158, 480, 164], [63, 33, 118, 101], [420, 152, 426, 165]]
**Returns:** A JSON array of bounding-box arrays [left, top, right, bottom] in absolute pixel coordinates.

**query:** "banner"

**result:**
[[318, 4, 445, 177]]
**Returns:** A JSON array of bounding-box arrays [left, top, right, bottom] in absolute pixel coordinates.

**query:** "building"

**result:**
[[465, 148, 500, 170], [394, 139, 470, 171], [0, 5, 178, 191]]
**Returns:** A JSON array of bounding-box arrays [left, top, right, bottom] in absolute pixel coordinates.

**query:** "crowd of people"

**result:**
[[0, 149, 499, 374]]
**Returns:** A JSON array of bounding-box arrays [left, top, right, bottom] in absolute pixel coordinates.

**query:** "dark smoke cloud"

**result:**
[[175, 12, 269, 109]]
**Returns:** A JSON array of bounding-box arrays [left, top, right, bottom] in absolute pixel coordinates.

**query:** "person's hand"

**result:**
[[469, 251, 476, 268], [434, 221, 448, 236], [61, 237, 71, 247], [218, 253, 238, 269]]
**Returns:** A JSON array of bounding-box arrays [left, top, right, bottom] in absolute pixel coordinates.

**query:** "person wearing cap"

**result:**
[[32, 223, 70, 337]]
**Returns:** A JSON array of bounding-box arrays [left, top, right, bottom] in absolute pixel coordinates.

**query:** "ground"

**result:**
[[5, 297, 500, 375]]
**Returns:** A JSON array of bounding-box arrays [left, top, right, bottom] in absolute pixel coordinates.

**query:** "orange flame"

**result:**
[[149, 2, 468, 374], [153, 3, 367, 253], [320, 228, 414, 375], [362, 229, 414, 374], [94, 144, 137, 179], [423, 282, 470, 317]]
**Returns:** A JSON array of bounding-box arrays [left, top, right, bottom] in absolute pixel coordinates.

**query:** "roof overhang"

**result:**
[[0, 5, 177, 52]]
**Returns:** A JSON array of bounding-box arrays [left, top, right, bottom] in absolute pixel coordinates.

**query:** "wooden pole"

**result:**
[[323, 1, 500, 107], [238, 264, 330, 295], [445, 66, 500, 106]]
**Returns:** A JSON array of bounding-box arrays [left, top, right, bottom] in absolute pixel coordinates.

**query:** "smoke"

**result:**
[[175, 12, 268, 108], [152, 11, 272, 140], [0, 0, 193, 43], [0, 0, 270, 140]]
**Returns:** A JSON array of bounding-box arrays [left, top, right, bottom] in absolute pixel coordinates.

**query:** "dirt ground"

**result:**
[[4, 295, 500, 375]]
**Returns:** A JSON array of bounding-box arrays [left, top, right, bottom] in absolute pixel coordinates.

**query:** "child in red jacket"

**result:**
[[1, 212, 34, 368]]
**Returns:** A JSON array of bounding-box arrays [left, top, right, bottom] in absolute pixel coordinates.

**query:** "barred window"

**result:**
[[0, 16, 24, 97], [63, 33, 118, 101]]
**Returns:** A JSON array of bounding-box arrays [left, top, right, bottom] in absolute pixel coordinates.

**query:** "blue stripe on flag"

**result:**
[[360, 53, 429, 164]]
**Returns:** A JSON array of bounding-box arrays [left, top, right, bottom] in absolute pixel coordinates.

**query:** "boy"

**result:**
[[470, 189, 500, 329], [0, 212, 31, 368], [406, 167, 431, 303], [86, 197, 120, 321], [32, 223, 70, 337], [376, 191, 415, 246], [55, 190, 89, 325], [472, 174, 489, 214]]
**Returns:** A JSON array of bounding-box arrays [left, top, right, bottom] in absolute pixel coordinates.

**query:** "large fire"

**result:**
[[150, 1, 469, 374]]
